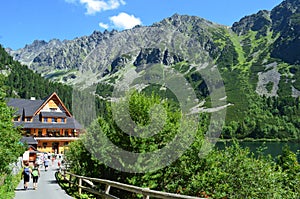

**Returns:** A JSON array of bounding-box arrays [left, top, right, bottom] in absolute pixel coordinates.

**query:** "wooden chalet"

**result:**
[[7, 92, 82, 154]]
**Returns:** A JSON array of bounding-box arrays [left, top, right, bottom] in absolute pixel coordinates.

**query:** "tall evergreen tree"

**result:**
[[0, 75, 24, 174]]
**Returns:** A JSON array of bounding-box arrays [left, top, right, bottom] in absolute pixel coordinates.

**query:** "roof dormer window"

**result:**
[[13, 117, 19, 122]]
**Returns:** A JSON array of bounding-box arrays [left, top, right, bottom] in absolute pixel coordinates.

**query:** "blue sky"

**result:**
[[0, 0, 283, 50]]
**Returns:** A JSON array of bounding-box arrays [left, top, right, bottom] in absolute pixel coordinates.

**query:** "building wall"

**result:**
[[29, 128, 78, 137], [37, 140, 70, 154], [27, 128, 78, 154]]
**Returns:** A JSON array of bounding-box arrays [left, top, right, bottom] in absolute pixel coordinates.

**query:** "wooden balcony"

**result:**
[[34, 137, 79, 141]]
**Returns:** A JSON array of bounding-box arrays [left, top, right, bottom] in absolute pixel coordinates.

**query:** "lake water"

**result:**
[[215, 141, 300, 162]]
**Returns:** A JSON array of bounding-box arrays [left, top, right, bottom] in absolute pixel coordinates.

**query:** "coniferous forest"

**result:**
[[0, 45, 73, 110]]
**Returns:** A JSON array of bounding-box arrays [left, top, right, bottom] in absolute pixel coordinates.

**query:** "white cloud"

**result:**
[[79, 0, 126, 15], [65, 0, 125, 15], [99, 22, 109, 29], [109, 12, 142, 29]]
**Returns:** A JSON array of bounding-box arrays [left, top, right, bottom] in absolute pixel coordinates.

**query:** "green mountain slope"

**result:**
[[3, 0, 300, 140]]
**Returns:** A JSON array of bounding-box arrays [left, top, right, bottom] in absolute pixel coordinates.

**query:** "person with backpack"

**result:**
[[22, 161, 32, 190], [44, 158, 49, 171], [32, 163, 40, 190]]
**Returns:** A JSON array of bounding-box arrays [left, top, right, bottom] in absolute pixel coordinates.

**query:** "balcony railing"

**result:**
[[34, 137, 79, 141], [33, 133, 79, 138]]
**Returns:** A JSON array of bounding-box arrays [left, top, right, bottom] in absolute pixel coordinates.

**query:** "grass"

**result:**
[[43, 69, 78, 80], [228, 30, 246, 64], [266, 81, 274, 93], [55, 172, 96, 199], [0, 171, 23, 199], [55, 171, 78, 198], [172, 61, 190, 73]]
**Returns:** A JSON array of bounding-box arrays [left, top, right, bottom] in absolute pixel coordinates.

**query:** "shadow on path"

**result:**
[[15, 188, 35, 192], [47, 180, 57, 184]]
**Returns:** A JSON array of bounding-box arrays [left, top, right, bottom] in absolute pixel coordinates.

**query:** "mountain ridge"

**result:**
[[2, 0, 300, 140], [6, 0, 300, 100]]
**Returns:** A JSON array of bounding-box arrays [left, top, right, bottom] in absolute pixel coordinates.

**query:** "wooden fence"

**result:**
[[60, 169, 205, 199]]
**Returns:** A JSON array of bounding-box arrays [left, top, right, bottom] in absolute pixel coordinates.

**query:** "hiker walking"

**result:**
[[22, 161, 32, 190], [44, 158, 49, 171], [32, 163, 40, 190]]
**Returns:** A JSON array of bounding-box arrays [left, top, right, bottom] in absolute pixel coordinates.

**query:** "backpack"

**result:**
[[24, 167, 30, 176], [44, 159, 49, 166], [32, 168, 39, 177]]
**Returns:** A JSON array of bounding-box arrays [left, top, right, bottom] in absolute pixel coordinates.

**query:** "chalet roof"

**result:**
[[20, 136, 38, 145], [7, 92, 72, 117], [7, 92, 83, 130], [34, 92, 72, 117], [13, 115, 83, 129], [7, 98, 44, 116]]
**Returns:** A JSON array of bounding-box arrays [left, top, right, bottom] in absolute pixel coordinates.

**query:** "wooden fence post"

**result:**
[[105, 184, 111, 194], [62, 171, 205, 199], [143, 194, 150, 199], [78, 178, 82, 195], [143, 188, 150, 199], [63, 170, 66, 181], [69, 175, 72, 188]]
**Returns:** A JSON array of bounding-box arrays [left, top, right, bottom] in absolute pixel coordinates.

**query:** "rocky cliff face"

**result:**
[[231, 0, 300, 64], [270, 0, 300, 64], [232, 10, 272, 37], [8, 30, 118, 73], [6, 0, 300, 98]]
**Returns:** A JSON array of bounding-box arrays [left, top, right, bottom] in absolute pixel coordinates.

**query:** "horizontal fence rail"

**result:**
[[60, 169, 205, 199]]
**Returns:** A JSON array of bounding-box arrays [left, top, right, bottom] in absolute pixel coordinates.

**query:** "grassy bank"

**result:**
[[0, 171, 22, 199], [55, 171, 96, 199]]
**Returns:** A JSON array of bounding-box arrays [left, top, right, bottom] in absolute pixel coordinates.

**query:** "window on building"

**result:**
[[61, 118, 65, 123], [50, 108, 57, 112], [26, 117, 31, 122], [13, 117, 19, 122], [47, 129, 53, 137], [54, 129, 60, 136], [52, 118, 57, 123], [38, 129, 42, 137], [25, 129, 31, 136], [44, 118, 47, 123], [64, 142, 69, 146], [71, 130, 77, 137], [43, 142, 47, 149]]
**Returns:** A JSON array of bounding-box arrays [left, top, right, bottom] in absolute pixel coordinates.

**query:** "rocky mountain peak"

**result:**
[[153, 13, 218, 31], [270, 0, 300, 64], [271, 0, 300, 33], [24, 40, 48, 51], [231, 10, 271, 36]]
